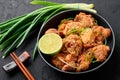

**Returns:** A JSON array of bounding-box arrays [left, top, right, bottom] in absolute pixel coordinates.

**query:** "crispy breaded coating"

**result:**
[[51, 53, 67, 69], [92, 45, 110, 62], [93, 26, 111, 41], [58, 20, 73, 36], [80, 28, 96, 48], [62, 34, 83, 56], [74, 12, 97, 27], [62, 22, 82, 35], [77, 53, 91, 72]]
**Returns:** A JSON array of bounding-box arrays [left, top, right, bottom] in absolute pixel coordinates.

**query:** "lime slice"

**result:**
[[38, 33, 63, 55]]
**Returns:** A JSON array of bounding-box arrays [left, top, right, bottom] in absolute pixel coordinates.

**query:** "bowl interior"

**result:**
[[37, 10, 115, 74]]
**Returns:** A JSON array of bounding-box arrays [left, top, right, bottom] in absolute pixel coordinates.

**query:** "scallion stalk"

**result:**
[[32, 43, 38, 60], [0, 1, 97, 59], [2, 31, 26, 58], [17, 5, 63, 48], [0, 15, 26, 27], [30, 1, 60, 6], [30, 1, 97, 13], [0, 22, 31, 51]]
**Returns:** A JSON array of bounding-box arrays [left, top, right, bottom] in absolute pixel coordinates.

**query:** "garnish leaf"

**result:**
[[86, 51, 98, 63], [58, 57, 78, 69]]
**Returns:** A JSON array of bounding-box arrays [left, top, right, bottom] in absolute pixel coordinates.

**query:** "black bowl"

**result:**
[[37, 10, 115, 74]]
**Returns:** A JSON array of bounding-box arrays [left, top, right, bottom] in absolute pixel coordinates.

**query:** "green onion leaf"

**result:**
[[86, 51, 98, 63], [0, 1, 97, 59], [32, 42, 38, 60], [2, 31, 25, 58], [58, 57, 78, 69], [30, 1, 60, 6]]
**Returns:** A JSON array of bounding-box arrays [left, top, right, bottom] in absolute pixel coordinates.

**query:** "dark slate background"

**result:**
[[0, 0, 120, 80]]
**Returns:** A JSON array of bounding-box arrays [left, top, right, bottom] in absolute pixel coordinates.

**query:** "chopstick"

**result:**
[[10, 52, 34, 80]]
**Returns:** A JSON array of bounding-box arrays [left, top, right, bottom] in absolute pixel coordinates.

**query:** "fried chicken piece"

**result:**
[[80, 28, 96, 48], [92, 26, 111, 41], [76, 51, 91, 72], [61, 40, 68, 54], [74, 12, 97, 27], [62, 65, 73, 71], [51, 53, 67, 69], [52, 53, 77, 71], [62, 34, 83, 56], [62, 22, 82, 36], [45, 28, 59, 34], [61, 54, 77, 71], [58, 20, 73, 37], [65, 54, 77, 62], [62, 61, 76, 71], [92, 45, 110, 62]]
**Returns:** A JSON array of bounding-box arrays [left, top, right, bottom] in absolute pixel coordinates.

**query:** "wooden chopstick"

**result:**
[[10, 52, 34, 80]]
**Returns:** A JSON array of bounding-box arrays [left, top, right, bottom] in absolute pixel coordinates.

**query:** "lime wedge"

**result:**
[[38, 33, 63, 55]]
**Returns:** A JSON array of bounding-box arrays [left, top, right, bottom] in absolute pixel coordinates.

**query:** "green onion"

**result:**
[[0, 1, 97, 59], [101, 34, 107, 45], [0, 22, 31, 51], [2, 31, 26, 58], [104, 38, 107, 45], [30, 1, 60, 6], [0, 15, 26, 28], [58, 57, 78, 69], [32, 43, 38, 60], [31, 1, 97, 13], [17, 5, 63, 48], [86, 51, 98, 63], [67, 28, 80, 36], [86, 51, 92, 62]]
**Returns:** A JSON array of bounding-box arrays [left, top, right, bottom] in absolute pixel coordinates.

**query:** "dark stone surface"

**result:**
[[0, 0, 120, 80]]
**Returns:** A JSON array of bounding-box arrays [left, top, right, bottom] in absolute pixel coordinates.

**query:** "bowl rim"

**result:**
[[37, 9, 115, 74]]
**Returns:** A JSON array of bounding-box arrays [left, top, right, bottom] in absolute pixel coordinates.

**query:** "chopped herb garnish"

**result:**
[[58, 57, 78, 68], [80, 27, 91, 34], [104, 38, 107, 45], [86, 51, 97, 63], [67, 28, 80, 35]]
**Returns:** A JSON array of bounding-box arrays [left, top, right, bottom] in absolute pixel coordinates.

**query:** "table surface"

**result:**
[[0, 0, 120, 80]]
